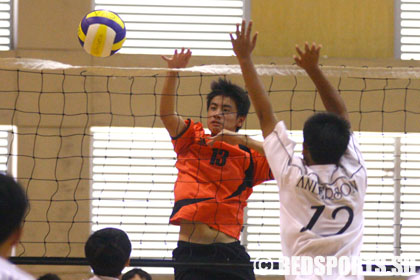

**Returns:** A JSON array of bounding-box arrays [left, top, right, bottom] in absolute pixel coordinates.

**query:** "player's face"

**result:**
[[207, 95, 245, 135]]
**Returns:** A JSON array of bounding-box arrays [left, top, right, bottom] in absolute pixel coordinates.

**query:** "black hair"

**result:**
[[122, 268, 152, 280], [0, 173, 28, 244], [206, 78, 250, 130], [37, 273, 61, 280], [303, 112, 351, 165], [85, 227, 132, 278]]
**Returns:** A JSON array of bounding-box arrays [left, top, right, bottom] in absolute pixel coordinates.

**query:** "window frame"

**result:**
[[395, 0, 402, 59]]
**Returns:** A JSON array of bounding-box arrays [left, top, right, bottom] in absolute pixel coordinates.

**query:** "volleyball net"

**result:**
[[3, 58, 420, 274]]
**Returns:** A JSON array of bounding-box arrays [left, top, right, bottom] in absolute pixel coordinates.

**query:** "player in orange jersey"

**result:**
[[160, 48, 273, 280]]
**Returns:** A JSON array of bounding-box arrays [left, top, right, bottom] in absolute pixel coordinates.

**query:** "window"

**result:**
[[0, 125, 15, 174], [0, 0, 12, 50], [91, 127, 420, 274], [396, 0, 420, 59], [1, 125, 17, 255], [91, 127, 176, 274], [94, 0, 249, 56]]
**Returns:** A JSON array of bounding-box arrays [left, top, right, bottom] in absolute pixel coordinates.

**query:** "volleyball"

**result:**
[[78, 10, 126, 57]]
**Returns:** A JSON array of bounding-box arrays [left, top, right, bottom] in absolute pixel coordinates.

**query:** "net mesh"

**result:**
[[2, 58, 420, 272]]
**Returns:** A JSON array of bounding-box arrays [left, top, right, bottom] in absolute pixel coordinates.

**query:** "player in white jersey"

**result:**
[[0, 257, 35, 280], [0, 173, 35, 280], [231, 21, 367, 279]]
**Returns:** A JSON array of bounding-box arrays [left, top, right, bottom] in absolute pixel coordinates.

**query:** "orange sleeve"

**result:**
[[171, 119, 203, 155], [251, 150, 274, 186]]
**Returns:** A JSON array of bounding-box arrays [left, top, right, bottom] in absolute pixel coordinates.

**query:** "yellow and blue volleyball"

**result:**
[[78, 10, 126, 57]]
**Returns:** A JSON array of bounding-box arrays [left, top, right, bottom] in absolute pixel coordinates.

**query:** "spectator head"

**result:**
[[85, 227, 132, 278], [37, 273, 61, 280], [0, 173, 28, 257], [122, 268, 152, 280]]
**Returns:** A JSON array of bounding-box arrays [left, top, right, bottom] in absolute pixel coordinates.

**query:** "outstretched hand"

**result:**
[[207, 129, 244, 147], [294, 42, 322, 72], [162, 48, 192, 69], [230, 20, 258, 61]]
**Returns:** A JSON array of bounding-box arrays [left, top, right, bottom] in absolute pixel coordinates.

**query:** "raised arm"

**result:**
[[206, 129, 265, 155], [230, 21, 278, 138], [294, 43, 350, 123], [160, 48, 192, 137]]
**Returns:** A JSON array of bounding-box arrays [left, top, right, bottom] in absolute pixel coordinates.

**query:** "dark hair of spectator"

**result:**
[[85, 227, 132, 277], [0, 173, 28, 244]]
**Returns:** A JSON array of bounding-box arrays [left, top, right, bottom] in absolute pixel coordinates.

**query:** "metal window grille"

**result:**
[[0, 125, 15, 174], [0, 0, 12, 51], [396, 0, 420, 59], [93, 0, 249, 56], [91, 127, 420, 274]]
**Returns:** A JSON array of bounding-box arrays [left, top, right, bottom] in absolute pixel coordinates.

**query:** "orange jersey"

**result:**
[[170, 119, 273, 239]]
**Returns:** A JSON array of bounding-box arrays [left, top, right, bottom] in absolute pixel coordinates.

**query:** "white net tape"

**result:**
[[4, 57, 420, 78]]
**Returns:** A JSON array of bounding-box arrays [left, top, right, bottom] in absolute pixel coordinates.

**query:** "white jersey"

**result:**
[[0, 257, 35, 280], [263, 121, 367, 280]]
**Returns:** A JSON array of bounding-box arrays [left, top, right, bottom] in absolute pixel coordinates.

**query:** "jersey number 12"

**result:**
[[300, 205, 354, 236]]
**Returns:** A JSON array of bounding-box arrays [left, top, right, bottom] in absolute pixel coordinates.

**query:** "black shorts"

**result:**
[[172, 241, 255, 280]]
